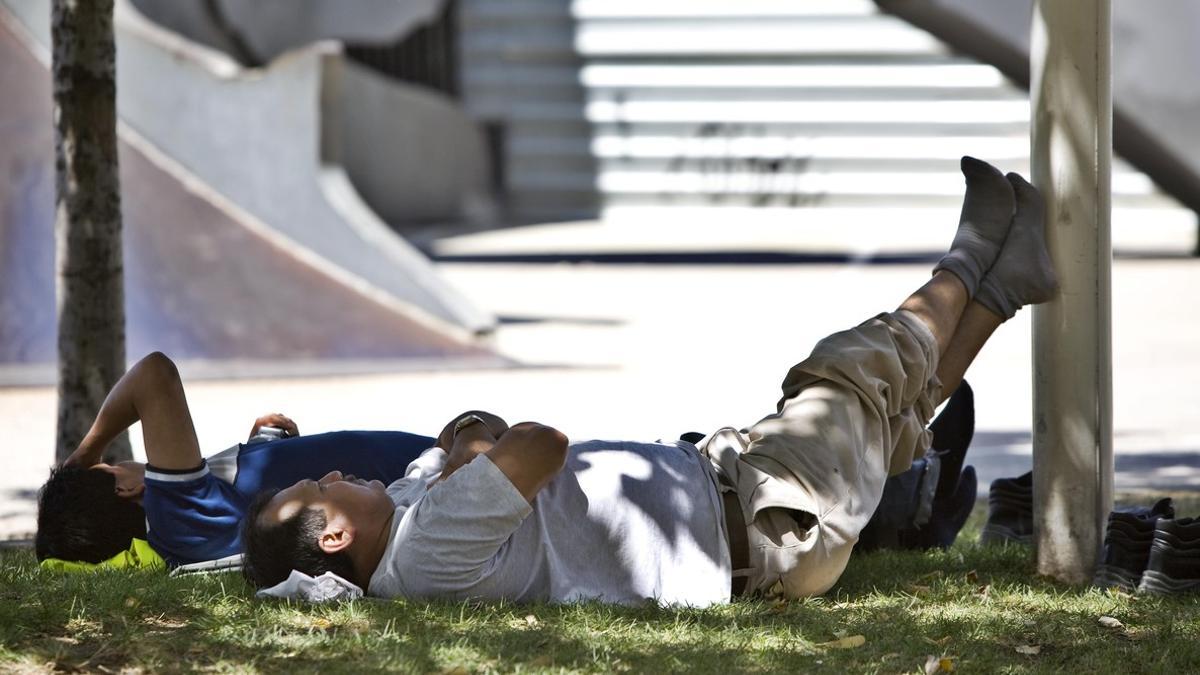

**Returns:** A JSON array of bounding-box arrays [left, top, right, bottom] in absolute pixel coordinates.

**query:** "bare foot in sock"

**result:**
[[933, 156, 1015, 297], [975, 173, 1060, 320]]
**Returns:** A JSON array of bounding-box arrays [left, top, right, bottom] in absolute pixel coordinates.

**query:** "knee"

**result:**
[[778, 541, 853, 598]]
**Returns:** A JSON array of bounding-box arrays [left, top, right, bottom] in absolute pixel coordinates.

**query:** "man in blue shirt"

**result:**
[[36, 352, 434, 567]]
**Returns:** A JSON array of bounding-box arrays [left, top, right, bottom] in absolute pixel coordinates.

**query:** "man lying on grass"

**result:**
[[36, 353, 434, 568], [243, 157, 1055, 606]]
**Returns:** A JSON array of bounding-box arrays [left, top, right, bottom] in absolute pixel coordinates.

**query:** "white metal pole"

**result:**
[[1030, 0, 1114, 584]]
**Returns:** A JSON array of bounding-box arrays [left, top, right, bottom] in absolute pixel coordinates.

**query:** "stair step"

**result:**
[[510, 155, 1154, 182], [570, 0, 879, 20], [586, 99, 1030, 124], [588, 121, 1032, 137], [587, 135, 1033, 161], [505, 170, 1172, 209], [575, 17, 947, 58], [588, 156, 1149, 176], [599, 169, 1155, 196], [596, 193, 1176, 210], [468, 100, 1034, 126], [579, 63, 1006, 89], [463, 62, 1016, 101], [585, 87, 1023, 103]]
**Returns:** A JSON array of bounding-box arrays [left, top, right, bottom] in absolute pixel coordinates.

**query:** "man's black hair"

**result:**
[[241, 489, 357, 589], [36, 466, 147, 563]]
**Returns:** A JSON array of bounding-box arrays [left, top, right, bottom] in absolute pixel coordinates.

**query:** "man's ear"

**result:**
[[319, 525, 354, 555]]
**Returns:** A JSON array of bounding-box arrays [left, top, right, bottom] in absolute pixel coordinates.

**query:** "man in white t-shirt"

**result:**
[[242, 158, 1058, 605]]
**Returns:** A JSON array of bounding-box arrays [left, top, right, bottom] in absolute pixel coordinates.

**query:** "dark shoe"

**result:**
[[923, 465, 977, 548], [857, 382, 977, 552], [928, 381, 974, 498], [1092, 498, 1175, 591], [1137, 517, 1200, 595], [979, 471, 1033, 545]]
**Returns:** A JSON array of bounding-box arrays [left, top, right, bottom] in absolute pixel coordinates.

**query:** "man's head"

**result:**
[[36, 463, 148, 563], [241, 471, 394, 589]]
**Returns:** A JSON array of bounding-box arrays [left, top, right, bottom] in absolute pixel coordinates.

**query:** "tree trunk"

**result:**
[[52, 0, 129, 464]]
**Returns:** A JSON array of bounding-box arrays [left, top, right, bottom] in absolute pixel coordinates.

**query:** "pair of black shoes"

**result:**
[[1095, 500, 1200, 595], [981, 472, 1199, 594], [979, 471, 1033, 545], [857, 381, 978, 552]]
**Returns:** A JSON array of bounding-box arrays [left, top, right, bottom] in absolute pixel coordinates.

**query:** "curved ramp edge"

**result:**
[[1, 0, 495, 336], [0, 11, 506, 384]]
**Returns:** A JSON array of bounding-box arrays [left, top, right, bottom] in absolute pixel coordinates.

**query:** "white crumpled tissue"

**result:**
[[256, 570, 364, 603]]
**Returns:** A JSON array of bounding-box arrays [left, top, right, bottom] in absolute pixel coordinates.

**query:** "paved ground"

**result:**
[[3, 256, 1199, 539]]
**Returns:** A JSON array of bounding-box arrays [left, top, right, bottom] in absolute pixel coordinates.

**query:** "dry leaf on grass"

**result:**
[[924, 655, 955, 673], [1015, 645, 1041, 655], [922, 635, 952, 647], [965, 570, 979, 584], [1098, 616, 1124, 630], [524, 614, 540, 627], [816, 634, 866, 649]]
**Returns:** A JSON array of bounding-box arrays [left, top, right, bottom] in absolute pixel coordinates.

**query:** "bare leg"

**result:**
[[936, 302, 1003, 402], [897, 270, 970, 358]]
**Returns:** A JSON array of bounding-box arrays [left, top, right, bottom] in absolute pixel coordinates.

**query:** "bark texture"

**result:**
[[53, 0, 129, 463]]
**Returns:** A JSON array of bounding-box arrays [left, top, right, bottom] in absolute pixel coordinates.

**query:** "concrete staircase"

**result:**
[[450, 0, 1195, 257]]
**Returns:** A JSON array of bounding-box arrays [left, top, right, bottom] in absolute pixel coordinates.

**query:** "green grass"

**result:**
[[4, 496, 1199, 674]]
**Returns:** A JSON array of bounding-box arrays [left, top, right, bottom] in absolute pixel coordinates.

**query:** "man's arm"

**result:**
[[63, 352, 203, 471], [481, 422, 568, 502], [436, 414, 567, 503]]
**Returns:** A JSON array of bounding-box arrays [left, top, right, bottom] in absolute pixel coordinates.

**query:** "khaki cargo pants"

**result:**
[[700, 310, 942, 598]]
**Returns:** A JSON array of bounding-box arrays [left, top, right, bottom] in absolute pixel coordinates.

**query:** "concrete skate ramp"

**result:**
[[130, 0, 446, 66], [2, 0, 494, 337], [0, 20, 500, 381]]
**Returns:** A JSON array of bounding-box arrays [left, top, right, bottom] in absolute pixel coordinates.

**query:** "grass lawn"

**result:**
[[3, 495, 1199, 674]]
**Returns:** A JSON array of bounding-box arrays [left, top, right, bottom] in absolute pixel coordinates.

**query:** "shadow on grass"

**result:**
[[4, 503, 1200, 674]]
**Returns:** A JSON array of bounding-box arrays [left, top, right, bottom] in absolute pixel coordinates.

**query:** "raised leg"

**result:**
[[936, 302, 1003, 403], [898, 270, 970, 358]]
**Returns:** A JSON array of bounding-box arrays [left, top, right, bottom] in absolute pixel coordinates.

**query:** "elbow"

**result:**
[[511, 422, 569, 471]]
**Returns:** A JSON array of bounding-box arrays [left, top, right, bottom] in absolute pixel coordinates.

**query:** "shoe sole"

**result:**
[[1092, 565, 1141, 592], [1137, 569, 1200, 595], [979, 523, 1032, 546]]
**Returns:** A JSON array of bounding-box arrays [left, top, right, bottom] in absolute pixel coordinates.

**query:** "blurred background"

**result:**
[[2, 0, 1199, 539]]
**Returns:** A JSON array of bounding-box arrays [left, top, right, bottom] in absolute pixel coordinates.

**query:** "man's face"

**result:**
[[91, 461, 146, 501], [260, 471, 393, 543]]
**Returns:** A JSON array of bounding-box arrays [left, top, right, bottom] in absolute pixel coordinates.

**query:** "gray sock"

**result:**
[[933, 156, 1015, 296], [975, 173, 1060, 320]]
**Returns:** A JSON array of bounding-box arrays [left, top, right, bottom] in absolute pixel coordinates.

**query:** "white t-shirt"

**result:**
[[368, 440, 731, 606]]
